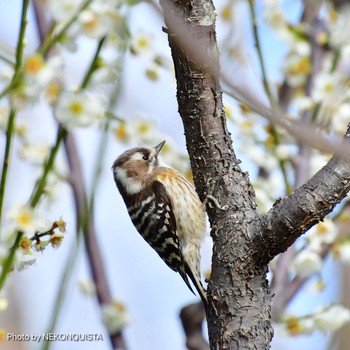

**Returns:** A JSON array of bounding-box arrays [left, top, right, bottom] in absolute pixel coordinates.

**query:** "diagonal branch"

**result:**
[[258, 124, 350, 261]]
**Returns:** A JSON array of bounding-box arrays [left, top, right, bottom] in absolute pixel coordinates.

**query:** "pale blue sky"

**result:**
[[0, 1, 343, 350]]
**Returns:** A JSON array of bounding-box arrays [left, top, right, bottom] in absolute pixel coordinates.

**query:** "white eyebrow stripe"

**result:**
[[130, 152, 145, 161]]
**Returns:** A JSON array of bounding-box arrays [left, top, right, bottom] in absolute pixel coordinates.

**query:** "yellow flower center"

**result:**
[[46, 83, 60, 102], [18, 212, 32, 228], [112, 300, 126, 312], [290, 57, 311, 75], [19, 237, 32, 251], [115, 123, 128, 141], [138, 122, 150, 134], [69, 101, 83, 115], [286, 316, 302, 335], [221, 6, 232, 21], [317, 222, 329, 235], [137, 37, 149, 49], [24, 55, 44, 76], [323, 82, 334, 94], [84, 16, 98, 31], [55, 218, 67, 233]]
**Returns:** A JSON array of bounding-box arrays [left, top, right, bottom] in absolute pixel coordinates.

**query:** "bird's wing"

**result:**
[[129, 180, 195, 294]]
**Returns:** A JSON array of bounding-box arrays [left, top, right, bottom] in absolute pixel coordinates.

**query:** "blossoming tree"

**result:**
[[1, 0, 350, 349]]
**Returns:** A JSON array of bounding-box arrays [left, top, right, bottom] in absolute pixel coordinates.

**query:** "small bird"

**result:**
[[112, 141, 207, 306]]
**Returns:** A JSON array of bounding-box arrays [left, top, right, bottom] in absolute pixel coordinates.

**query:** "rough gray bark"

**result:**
[[159, 0, 272, 348], [159, 0, 350, 349]]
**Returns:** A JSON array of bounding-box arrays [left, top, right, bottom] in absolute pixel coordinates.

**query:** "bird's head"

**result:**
[[112, 141, 166, 195]]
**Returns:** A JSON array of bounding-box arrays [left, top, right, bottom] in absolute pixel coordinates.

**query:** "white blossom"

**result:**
[[6, 206, 53, 235], [291, 250, 323, 277], [329, 6, 350, 48], [253, 174, 280, 213], [263, 0, 281, 5], [283, 53, 310, 87], [47, 0, 84, 23], [78, 279, 96, 295], [130, 32, 154, 56], [308, 219, 338, 252], [313, 305, 350, 333], [101, 300, 130, 334], [0, 105, 9, 131], [78, 1, 121, 39], [90, 63, 118, 86], [37, 171, 65, 200], [255, 187, 274, 213], [308, 279, 326, 294], [245, 145, 278, 169], [292, 95, 314, 114], [275, 144, 293, 160], [310, 152, 331, 175], [332, 103, 350, 134], [33, 217, 53, 233], [14, 249, 37, 271], [19, 141, 50, 165], [333, 241, 350, 263], [114, 116, 157, 144], [312, 72, 342, 103], [7, 206, 36, 234], [12, 55, 63, 108], [263, 6, 286, 30], [55, 91, 105, 128], [276, 315, 314, 336]]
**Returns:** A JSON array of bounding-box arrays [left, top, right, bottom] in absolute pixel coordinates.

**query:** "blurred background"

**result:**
[[0, 1, 350, 349]]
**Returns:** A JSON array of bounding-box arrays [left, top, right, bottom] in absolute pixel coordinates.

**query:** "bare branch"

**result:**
[[257, 125, 350, 261], [180, 302, 209, 350], [63, 133, 127, 349], [32, 2, 127, 348], [271, 3, 324, 316]]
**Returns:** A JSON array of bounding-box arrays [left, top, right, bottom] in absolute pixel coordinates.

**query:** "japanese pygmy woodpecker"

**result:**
[[112, 141, 207, 305]]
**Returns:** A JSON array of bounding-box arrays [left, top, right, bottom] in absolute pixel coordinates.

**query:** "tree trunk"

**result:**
[[159, 0, 350, 349], [159, 0, 273, 348]]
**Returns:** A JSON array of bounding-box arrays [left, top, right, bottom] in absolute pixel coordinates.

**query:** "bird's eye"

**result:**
[[142, 155, 149, 161]]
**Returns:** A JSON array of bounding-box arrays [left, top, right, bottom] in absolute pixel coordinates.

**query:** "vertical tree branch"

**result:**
[[159, 0, 273, 348], [32, 2, 127, 348]]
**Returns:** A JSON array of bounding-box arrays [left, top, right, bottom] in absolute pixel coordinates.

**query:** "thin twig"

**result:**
[[248, 0, 291, 194], [81, 36, 106, 89], [0, 109, 16, 227], [0, 0, 30, 231], [63, 132, 127, 349], [38, 0, 93, 56], [0, 232, 23, 291], [40, 238, 81, 350], [29, 127, 67, 207], [31, 1, 127, 348]]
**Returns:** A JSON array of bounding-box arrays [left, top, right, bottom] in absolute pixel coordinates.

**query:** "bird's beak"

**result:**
[[155, 140, 166, 154]]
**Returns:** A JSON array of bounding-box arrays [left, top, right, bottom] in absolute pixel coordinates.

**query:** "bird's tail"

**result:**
[[185, 264, 208, 309]]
